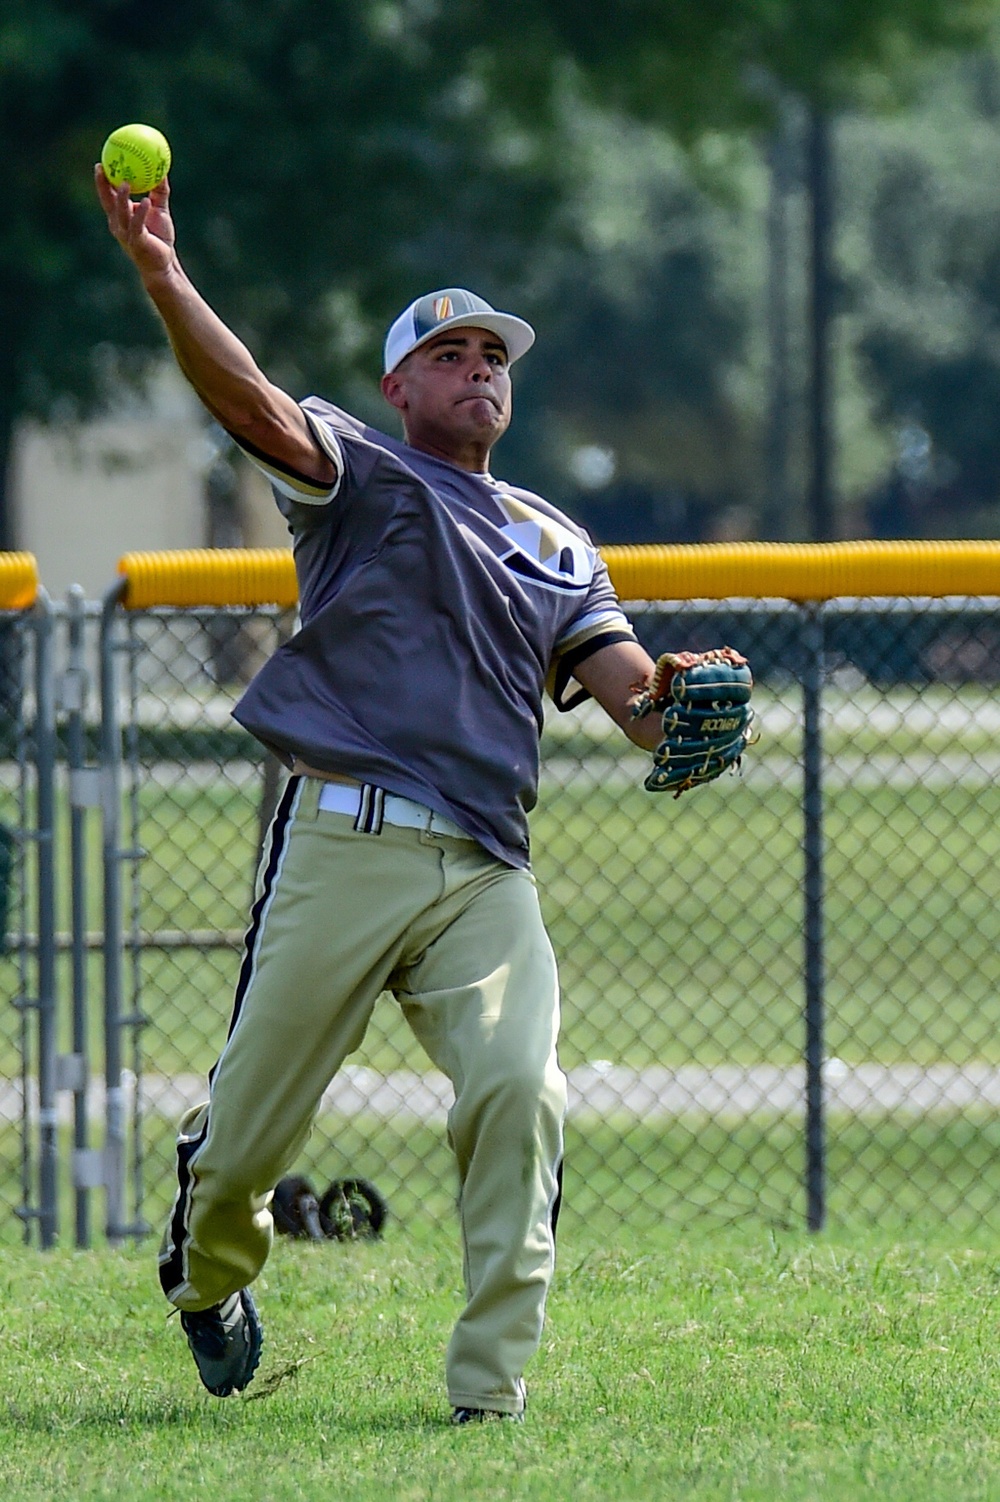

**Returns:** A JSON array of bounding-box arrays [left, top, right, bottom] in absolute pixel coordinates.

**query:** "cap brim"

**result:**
[[390, 312, 535, 373]]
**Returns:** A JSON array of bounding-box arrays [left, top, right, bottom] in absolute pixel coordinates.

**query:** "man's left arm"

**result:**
[[571, 639, 663, 753]]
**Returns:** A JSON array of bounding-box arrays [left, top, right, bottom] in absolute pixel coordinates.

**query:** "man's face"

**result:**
[[380, 327, 513, 463]]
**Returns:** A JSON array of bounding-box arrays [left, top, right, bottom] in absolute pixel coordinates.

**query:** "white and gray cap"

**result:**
[[383, 287, 535, 375]]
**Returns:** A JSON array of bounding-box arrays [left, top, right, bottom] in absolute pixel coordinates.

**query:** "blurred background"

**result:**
[[6, 0, 1000, 593]]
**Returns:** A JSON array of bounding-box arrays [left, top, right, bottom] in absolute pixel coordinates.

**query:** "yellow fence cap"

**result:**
[[601, 539, 1000, 602], [0, 552, 39, 610], [112, 539, 1000, 612], [117, 548, 298, 609]]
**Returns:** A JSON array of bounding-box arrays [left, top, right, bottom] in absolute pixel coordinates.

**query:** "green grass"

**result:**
[[6, 1111, 1000, 1260], [4, 1219, 1000, 1499], [130, 1111, 1000, 1241], [3, 689, 1000, 1491]]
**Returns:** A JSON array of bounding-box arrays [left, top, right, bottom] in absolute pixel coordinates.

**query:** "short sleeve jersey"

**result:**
[[231, 397, 636, 868]]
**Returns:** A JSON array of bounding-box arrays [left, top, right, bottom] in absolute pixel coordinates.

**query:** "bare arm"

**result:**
[[571, 638, 663, 753], [94, 166, 334, 486]]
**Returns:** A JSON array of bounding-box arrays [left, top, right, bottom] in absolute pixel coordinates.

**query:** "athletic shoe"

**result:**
[[180, 1288, 263, 1396], [450, 1406, 524, 1425]]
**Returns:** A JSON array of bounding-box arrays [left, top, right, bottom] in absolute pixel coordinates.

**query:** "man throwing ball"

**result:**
[[96, 158, 749, 1422]]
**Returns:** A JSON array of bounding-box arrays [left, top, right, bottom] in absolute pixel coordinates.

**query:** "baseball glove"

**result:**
[[272, 1174, 388, 1240], [272, 1175, 327, 1239], [632, 646, 755, 796], [319, 1178, 388, 1241]]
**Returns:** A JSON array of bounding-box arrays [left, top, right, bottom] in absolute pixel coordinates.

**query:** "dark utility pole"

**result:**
[[0, 421, 11, 552], [806, 106, 835, 541], [762, 104, 796, 540], [802, 104, 833, 1231]]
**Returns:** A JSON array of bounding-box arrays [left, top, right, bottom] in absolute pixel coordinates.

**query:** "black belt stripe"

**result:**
[[353, 783, 385, 835]]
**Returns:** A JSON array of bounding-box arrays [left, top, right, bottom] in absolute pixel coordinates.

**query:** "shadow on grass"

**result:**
[[0, 1392, 454, 1437]]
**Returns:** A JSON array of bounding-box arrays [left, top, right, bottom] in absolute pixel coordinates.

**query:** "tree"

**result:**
[[2, 0, 997, 546], [496, 113, 758, 541], [842, 47, 1000, 533], [0, 0, 566, 545], [432, 0, 995, 129]]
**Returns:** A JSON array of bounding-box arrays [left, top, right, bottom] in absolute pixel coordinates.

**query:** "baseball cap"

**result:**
[[383, 288, 535, 375]]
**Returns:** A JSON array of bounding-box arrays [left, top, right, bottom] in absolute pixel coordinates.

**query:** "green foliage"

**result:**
[[0, 0, 565, 429], [834, 46, 1000, 533], [3, 0, 999, 544], [498, 113, 764, 531], [437, 0, 998, 128]]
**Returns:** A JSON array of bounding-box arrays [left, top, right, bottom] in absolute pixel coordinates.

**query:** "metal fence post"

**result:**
[[801, 602, 826, 1231], [62, 585, 96, 1246], [32, 591, 58, 1248], [8, 609, 33, 1243], [100, 580, 127, 1243]]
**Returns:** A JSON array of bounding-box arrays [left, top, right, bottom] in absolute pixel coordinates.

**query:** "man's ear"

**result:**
[[380, 371, 407, 412]]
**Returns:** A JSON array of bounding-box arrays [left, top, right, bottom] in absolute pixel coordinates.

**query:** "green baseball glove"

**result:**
[[272, 1174, 388, 1240], [633, 646, 756, 796]]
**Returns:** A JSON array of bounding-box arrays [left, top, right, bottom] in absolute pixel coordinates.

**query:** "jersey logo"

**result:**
[[491, 494, 597, 595]]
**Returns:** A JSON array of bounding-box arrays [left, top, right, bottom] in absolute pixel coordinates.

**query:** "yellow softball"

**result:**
[[101, 124, 172, 195]]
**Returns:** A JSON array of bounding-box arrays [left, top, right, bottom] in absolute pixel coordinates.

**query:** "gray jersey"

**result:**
[[231, 398, 635, 867]]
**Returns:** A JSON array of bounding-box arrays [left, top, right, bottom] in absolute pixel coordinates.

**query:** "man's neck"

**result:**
[[402, 429, 493, 474]]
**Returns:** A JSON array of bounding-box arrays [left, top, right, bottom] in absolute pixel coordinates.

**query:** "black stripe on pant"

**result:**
[[159, 775, 301, 1301]]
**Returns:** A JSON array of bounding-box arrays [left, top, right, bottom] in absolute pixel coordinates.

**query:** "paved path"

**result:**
[[6, 1060, 1000, 1126]]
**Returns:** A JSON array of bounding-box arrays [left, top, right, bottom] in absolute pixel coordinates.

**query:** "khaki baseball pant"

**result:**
[[158, 775, 567, 1415]]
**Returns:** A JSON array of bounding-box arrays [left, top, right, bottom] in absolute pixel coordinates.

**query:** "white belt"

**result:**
[[316, 780, 471, 841]]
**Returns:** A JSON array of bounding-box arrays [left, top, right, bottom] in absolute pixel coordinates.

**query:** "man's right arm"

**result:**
[[94, 166, 336, 490]]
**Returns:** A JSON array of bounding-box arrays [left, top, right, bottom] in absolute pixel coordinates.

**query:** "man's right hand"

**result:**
[[92, 161, 337, 491], [95, 164, 176, 282]]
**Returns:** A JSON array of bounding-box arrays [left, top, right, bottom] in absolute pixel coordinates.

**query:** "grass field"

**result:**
[[4, 1219, 1000, 1500], [4, 1108, 1000, 1261]]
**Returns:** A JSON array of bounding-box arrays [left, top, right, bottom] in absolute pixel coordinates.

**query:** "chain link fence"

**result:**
[[0, 556, 59, 1247], [0, 600, 32, 1244], [542, 595, 1000, 1235], [6, 544, 1000, 1245]]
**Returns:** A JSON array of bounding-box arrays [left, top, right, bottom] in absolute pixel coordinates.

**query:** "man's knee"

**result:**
[[466, 1058, 567, 1135]]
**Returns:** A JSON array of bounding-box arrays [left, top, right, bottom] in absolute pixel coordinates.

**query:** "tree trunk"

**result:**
[[0, 408, 13, 552], [762, 103, 797, 540], [0, 409, 18, 719]]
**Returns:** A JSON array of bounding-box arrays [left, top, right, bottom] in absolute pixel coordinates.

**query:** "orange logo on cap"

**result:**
[[433, 296, 454, 320]]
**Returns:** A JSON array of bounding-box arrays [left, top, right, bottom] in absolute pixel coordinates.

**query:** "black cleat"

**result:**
[[180, 1288, 263, 1397], [450, 1406, 524, 1425]]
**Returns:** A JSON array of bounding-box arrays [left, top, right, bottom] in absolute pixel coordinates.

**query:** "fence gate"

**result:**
[[99, 551, 298, 1243], [0, 555, 61, 1247]]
